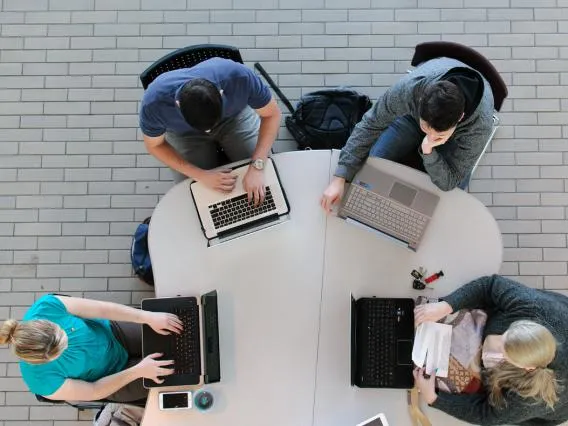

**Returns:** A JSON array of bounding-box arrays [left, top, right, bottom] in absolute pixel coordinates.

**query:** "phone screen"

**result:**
[[162, 392, 189, 409]]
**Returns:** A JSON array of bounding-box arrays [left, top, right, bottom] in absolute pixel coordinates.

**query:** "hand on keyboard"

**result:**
[[135, 353, 175, 384], [145, 311, 183, 335], [199, 169, 237, 192], [243, 166, 266, 207], [321, 177, 345, 213]]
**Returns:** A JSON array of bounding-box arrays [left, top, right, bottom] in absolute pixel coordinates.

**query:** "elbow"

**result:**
[[431, 177, 457, 192]]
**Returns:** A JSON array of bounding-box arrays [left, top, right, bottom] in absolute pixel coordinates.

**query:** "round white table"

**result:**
[[142, 149, 503, 426]]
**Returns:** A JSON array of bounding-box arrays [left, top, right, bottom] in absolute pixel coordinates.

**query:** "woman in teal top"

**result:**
[[0, 294, 182, 402]]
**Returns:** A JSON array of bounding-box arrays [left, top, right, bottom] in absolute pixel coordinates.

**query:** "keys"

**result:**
[[347, 188, 427, 242], [209, 187, 277, 230], [363, 299, 400, 387], [171, 306, 201, 375]]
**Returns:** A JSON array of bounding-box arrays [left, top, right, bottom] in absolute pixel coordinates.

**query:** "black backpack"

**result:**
[[254, 63, 372, 150], [130, 217, 154, 287]]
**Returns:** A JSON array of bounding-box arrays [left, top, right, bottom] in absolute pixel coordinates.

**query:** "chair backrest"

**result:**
[[411, 41, 508, 112], [35, 393, 146, 409], [140, 44, 243, 90]]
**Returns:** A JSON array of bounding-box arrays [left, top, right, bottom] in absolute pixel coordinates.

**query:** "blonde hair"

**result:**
[[487, 320, 561, 409], [0, 319, 67, 364]]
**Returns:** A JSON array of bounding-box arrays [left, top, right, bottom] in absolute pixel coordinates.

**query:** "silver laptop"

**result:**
[[338, 161, 439, 251], [190, 158, 290, 246]]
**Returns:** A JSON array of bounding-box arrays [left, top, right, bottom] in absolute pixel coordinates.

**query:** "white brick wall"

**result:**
[[1, 0, 568, 423]]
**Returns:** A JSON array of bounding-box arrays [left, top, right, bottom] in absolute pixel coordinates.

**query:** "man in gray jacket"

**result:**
[[321, 57, 494, 212]]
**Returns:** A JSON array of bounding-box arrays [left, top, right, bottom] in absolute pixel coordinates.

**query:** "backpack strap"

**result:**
[[407, 387, 432, 426], [254, 62, 295, 114]]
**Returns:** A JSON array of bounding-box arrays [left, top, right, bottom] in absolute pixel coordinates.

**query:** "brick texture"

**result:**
[[1, 1, 568, 424]]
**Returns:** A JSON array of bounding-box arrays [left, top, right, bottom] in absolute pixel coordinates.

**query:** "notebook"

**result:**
[[350, 295, 415, 389], [338, 161, 439, 251], [141, 290, 220, 388], [190, 158, 290, 246]]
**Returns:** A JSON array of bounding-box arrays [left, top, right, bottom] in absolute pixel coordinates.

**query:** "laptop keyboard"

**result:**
[[171, 305, 201, 376], [344, 186, 427, 243], [363, 299, 398, 387], [208, 186, 277, 230]]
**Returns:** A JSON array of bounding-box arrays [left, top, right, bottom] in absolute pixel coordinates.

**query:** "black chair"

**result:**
[[35, 394, 146, 411], [139, 44, 244, 165], [408, 41, 508, 183], [140, 44, 243, 90]]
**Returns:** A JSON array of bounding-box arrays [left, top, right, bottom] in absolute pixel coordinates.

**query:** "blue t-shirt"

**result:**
[[139, 57, 272, 137], [20, 295, 129, 396]]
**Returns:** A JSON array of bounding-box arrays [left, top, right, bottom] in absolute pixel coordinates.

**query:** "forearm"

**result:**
[[147, 141, 204, 181], [431, 391, 545, 426], [90, 366, 140, 401], [419, 149, 462, 191], [60, 296, 151, 324], [335, 87, 402, 181], [253, 112, 280, 160], [441, 275, 504, 312], [335, 106, 385, 182]]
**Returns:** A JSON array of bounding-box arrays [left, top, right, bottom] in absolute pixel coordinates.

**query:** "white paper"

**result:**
[[412, 322, 452, 378]]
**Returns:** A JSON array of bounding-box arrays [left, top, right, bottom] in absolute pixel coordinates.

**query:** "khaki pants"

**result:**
[[166, 107, 261, 184]]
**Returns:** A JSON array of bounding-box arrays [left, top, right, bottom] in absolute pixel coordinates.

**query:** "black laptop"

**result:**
[[350, 295, 415, 388], [141, 290, 221, 388]]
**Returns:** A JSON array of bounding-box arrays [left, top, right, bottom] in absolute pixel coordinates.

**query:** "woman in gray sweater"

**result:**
[[414, 275, 568, 426]]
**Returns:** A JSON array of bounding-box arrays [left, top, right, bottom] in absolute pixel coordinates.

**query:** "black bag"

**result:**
[[254, 63, 372, 150], [130, 217, 154, 287]]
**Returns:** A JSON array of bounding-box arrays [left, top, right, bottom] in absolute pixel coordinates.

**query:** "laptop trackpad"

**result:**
[[397, 339, 413, 365], [389, 182, 417, 207]]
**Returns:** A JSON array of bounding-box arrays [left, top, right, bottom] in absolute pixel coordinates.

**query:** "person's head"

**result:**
[[419, 81, 465, 145], [177, 78, 222, 132], [0, 319, 67, 365], [488, 320, 561, 409]]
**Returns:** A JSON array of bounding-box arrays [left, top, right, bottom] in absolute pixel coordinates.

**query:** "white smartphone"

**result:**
[[159, 391, 193, 411], [356, 413, 390, 426]]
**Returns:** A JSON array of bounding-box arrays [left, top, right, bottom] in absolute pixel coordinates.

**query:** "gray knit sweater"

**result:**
[[335, 57, 495, 191], [431, 275, 568, 426]]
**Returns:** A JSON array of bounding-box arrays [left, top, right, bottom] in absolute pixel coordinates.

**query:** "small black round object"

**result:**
[[194, 390, 214, 411]]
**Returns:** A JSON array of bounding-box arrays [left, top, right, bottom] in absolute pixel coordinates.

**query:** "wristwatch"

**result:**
[[251, 158, 265, 171]]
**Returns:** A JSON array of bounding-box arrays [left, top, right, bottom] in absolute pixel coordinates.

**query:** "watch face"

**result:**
[[253, 159, 264, 170]]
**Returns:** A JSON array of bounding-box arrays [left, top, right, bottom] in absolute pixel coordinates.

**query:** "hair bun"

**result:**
[[0, 319, 19, 345]]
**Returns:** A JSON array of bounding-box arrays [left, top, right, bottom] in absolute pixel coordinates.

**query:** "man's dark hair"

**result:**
[[419, 81, 465, 132], [178, 79, 222, 131]]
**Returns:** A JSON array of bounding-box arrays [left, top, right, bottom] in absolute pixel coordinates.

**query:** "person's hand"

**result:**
[[414, 301, 452, 326], [421, 135, 447, 155], [242, 166, 265, 206], [198, 169, 237, 192], [320, 177, 346, 213], [413, 367, 438, 404], [135, 353, 175, 384], [145, 311, 183, 335]]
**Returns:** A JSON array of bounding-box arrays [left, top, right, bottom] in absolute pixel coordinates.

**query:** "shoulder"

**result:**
[[19, 361, 64, 396], [24, 294, 68, 322], [142, 68, 189, 105]]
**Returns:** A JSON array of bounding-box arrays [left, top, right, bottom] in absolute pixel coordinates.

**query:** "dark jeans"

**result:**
[[108, 321, 148, 403], [369, 114, 470, 190]]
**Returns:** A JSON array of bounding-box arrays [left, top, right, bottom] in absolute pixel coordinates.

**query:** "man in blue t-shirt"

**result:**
[[139, 58, 282, 205]]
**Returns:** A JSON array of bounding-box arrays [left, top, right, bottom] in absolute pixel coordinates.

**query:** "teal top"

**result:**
[[20, 294, 129, 396]]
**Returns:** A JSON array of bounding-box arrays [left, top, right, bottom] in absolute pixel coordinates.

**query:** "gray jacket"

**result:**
[[335, 57, 495, 191], [434, 275, 568, 426]]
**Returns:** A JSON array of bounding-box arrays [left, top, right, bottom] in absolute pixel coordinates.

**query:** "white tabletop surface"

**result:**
[[313, 151, 503, 426], [143, 149, 503, 426]]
